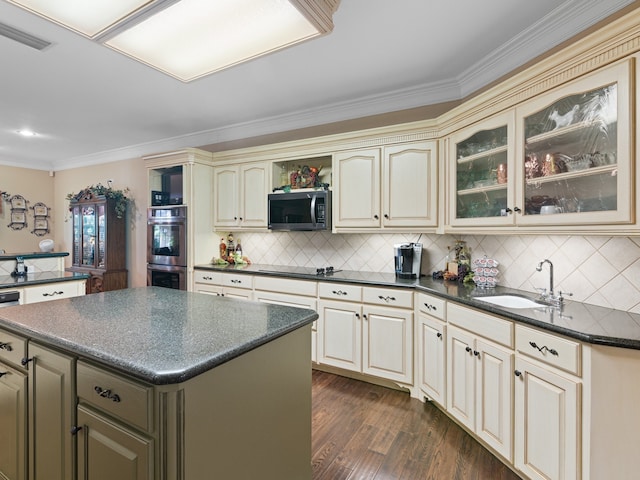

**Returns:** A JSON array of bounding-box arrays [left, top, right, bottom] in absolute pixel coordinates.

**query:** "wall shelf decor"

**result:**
[[7, 194, 28, 230], [31, 202, 50, 236]]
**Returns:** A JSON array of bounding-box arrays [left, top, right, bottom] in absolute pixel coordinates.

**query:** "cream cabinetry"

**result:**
[[22, 279, 86, 304], [416, 292, 447, 405], [0, 329, 28, 480], [213, 162, 269, 230], [76, 361, 153, 480], [446, 304, 514, 461], [317, 283, 413, 384], [28, 343, 75, 480], [253, 276, 318, 361], [514, 325, 581, 480], [193, 270, 254, 300], [333, 141, 438, 231]]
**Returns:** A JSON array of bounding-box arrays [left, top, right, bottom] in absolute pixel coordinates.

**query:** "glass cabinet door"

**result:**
[[97, 204, 106, 268], [72, 207, 81, 266], [449, 111, 515, 226], [81, 206, 96, 267], [515, 60, 632, 225]]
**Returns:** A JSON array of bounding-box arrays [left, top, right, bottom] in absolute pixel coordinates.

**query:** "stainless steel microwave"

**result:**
[[268, 190, 331, 231]]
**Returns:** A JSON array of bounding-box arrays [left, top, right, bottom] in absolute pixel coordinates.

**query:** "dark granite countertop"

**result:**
[[0, 271, 89, 290], [195, 263, 640, 350], [0, 251, 69, 260], [0, 287, 317, 385]]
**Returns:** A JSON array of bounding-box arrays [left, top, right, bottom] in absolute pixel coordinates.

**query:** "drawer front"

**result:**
[[77, 362, 152, 432], [447, 303, 513, 348], [221, 273, 253, 290], [363, 287, 413, 309], [0, 329, 27, 368], [23, 281, 83, 304], [254, 276, 317, 297], [193, 270, 222, 285], [318, 282, 362, 302], [516, 325, 581, 376], [417, 292, 446, 320]]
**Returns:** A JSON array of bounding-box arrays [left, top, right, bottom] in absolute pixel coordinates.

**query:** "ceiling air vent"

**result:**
[[0, 21, 51, 50]]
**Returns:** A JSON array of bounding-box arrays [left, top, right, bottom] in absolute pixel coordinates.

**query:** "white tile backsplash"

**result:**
[[228, 231, 640, 314]]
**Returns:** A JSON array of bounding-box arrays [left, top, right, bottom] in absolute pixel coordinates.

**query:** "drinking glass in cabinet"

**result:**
[[523, 84, 618, 215], [455, 125, 508, 219]]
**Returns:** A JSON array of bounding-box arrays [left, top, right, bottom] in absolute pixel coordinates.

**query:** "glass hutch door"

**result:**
[[515, 61, 632, 226], [449, 110, 515, 226]]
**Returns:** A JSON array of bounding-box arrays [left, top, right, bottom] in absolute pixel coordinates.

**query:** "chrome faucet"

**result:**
[[536, 259, 572, 306], [536, 259, 554, 298]]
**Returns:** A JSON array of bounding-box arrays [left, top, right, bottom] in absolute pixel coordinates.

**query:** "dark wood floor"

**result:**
[[311, 370, 521, 480]]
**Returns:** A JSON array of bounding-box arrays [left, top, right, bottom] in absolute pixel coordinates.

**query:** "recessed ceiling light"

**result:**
[[17, 129, 37, 137]]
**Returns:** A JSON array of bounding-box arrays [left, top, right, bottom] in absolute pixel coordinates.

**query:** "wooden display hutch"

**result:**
[[68, 192, 128, 293]]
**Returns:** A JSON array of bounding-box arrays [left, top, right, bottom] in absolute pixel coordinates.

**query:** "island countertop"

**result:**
[[0, 286, 317, 385]]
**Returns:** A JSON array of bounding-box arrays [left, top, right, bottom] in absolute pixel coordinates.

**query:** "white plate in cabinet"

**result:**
[[318, 282, 362, 302], [22, 280, 85, 304], [77, 361, 153, 433], [417, 292, 446, 320], [363, 286, 413, 309], [515, 324, 581, 376]]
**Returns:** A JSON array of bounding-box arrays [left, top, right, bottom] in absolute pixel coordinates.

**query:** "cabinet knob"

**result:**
[[473, 350, 480, 358], [514, 370, 522, 377], [234, 216, 238, 220], [436, 332, 442, 339], [505, 207, 512, 214], [0, 342, 13, 351], [513, 207, 522, 213], [70, 426, 83, 435], [239, 217, 243, 221], [355, 313, 360, 319], [373, 215, 379, 220], [384, 214, 389, 219], [363, 314, 368, 321], [465, 346, 472, 353], [21, 357, 33, 366]]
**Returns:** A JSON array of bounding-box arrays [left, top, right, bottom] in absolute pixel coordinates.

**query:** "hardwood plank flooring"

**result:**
[[311, 370, 521, 480]]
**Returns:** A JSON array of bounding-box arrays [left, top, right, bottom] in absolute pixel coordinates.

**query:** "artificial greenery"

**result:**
[[67, 183, 131, 218]]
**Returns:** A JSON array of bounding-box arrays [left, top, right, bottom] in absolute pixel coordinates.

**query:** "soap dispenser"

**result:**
[[13, 256, 26, 277]]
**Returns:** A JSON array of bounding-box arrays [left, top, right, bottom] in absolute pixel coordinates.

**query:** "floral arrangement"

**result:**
[[67, 183, 131, 219]]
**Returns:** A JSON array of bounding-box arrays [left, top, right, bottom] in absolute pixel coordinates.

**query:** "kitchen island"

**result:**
[[0, 287, 317, 480]]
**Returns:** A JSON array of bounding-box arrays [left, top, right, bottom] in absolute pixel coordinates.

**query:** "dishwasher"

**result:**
[[0, 291, 20, 307]]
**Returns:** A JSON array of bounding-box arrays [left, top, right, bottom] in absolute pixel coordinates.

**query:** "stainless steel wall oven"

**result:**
[[147, 206, 187, 290]]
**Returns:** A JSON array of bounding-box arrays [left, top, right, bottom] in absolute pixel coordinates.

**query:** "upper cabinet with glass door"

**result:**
[[515, 60, 633, 227], [449, 111, 515, 227]]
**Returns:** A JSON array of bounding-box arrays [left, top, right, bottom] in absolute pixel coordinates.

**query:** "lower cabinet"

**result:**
[[28, 343, 75, 480], [417, 292, 447, 405], [514, 325, 581, 480], [446, 305, 514, 462], [0, 361, 27, 480], [21, 279, 86, 305], [192, 270, 254, 300], [317, 283, 413, 385], [76, 406, 153, 480]]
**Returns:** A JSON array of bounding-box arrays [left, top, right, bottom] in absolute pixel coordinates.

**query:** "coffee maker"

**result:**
[[394, 243, 422, 278]]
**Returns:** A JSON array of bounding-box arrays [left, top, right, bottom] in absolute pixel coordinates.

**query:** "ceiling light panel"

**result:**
[[105, 0, 321, 81], [7, 0, 155, 38]]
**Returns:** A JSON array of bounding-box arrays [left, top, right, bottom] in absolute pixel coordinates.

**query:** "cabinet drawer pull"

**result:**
[[94, 386, 121, 403], [0, 371, 8, 378], [42, 290, 64, 297], [230, 279, 242, 284], [202, 275, 213, 280], [332, 290, 348, 296], [378, 295, 396, 303], [424, 303, 437, 311], [0, 342, 13, 351], [529, 341, 558, 356]]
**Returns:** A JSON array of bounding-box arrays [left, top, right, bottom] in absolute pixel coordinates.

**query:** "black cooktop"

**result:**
[[259, 265, 342, 277]]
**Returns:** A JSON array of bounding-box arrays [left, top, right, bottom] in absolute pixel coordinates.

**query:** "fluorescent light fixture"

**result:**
[[7, 0, 339, 82]]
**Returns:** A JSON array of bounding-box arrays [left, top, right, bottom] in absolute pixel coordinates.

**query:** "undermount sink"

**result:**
[[474, 295, 546, 309]]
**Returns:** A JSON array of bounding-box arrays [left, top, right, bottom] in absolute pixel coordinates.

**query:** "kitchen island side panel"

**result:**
[[182, 324, 312, 479]]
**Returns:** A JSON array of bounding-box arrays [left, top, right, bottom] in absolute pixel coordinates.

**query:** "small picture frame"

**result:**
[[33, 204, 49, 217], [11, 211, 26, 223], [10, 195, 26, 209], [34, 218, 48, 230]]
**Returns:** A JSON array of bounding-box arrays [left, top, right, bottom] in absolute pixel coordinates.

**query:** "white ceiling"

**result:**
[[0, 0, 634, 171]]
